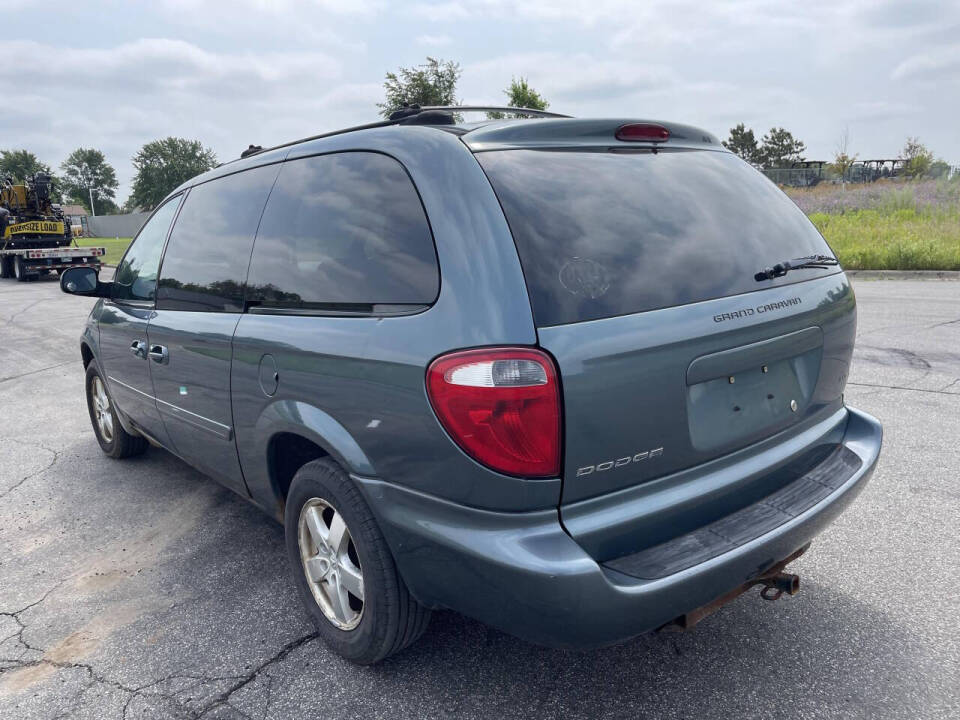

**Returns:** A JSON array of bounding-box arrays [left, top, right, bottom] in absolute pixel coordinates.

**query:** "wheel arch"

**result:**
[[267, 432, 329, 515], [252, 400, 376, 520], [80, 341, 94, 368]]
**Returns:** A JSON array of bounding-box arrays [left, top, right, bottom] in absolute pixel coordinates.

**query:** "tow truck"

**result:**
[[1, 174, 105, 281]]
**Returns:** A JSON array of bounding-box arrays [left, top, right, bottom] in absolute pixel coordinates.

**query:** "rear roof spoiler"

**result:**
[[460, 118, 721, 152]]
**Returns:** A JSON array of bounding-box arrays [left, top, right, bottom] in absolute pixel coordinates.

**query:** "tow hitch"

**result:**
[[660, 544, 808, 631], [760, 571, 800, 601]]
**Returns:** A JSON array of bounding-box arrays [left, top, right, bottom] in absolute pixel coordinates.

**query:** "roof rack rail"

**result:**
[[238, 104, 572, 158], [418, 105, 572, 119]]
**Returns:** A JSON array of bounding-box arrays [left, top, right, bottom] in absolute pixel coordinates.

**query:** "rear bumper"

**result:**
[[354, 405, 882, 649]]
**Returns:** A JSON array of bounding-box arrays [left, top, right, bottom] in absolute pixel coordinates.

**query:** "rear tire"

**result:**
[[0, 256, 11, 279], [285, 458, 430, 664], [85, 363, 148, 459], [13, 255, 31, 282]]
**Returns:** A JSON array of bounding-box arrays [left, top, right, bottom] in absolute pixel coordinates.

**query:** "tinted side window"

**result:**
[[156, 165, 278, 312], [112, 197, 180, 303], [246, 152, 438, 310]]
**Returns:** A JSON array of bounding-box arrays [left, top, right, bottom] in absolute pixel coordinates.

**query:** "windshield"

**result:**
[[477, 148, 839, 326]]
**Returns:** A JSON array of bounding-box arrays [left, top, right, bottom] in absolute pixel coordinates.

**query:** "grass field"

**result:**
[[83, 236, 131, 265], [786, 179, 960, 270], [83, 178, 960, 271]]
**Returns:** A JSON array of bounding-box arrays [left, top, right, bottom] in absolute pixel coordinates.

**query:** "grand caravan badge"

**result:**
[[577, 447, 664, 477], [713, 297, 802, 323]]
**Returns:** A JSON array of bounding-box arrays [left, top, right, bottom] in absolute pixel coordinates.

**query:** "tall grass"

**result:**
[[787, 179, 960, 270]]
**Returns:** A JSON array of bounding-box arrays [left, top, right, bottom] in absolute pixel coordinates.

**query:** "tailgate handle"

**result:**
[[686, 327, 823, 385]]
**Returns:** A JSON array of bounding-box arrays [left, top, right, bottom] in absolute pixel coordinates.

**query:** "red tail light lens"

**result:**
[[426, 348, 561, 478], [615, 123, 670, 142]]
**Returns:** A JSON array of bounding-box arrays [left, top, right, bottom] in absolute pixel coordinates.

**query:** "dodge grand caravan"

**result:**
[[61, 107, 882, 664]]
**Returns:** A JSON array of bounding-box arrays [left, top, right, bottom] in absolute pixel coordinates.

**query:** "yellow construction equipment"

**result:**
[[0, 173, 71, 249]]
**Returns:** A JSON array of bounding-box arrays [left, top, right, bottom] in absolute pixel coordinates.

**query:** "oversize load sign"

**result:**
[[3, 221, 65, 238]]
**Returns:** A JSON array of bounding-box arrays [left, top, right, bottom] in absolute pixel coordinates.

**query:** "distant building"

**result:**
[[59, 204, 88, 237], [60, 204, 87, 220]]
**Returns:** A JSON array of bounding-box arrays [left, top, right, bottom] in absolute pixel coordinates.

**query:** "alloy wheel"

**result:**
[[91, 376, 114, 443], [297, 497, 365, 630]]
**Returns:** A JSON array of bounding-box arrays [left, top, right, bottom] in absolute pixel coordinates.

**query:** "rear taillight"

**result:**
[[426, 348, 561, 478], [615, 123, 670, 142]]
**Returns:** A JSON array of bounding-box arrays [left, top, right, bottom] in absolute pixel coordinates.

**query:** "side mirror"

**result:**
[[60, 266, 109, 297]]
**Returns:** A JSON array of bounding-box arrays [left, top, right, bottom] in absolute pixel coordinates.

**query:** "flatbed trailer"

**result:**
[[0, 245, 105, 282]]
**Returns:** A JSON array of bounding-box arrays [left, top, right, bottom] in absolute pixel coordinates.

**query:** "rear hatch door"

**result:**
[[476, 144, 855, 505]]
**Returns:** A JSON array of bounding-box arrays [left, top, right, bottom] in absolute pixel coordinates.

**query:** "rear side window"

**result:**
[[246, 151, 438, 311], [477, 149, 837, 326], [156, 164, 279, 312]]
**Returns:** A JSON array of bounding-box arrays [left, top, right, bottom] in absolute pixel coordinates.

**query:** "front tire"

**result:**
[[285, 458, 430, 664], [0, 256, 12, 279], [85, 363, 148, 458]]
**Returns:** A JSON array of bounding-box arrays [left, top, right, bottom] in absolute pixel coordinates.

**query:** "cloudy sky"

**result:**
[[3, 0, 958, 202]]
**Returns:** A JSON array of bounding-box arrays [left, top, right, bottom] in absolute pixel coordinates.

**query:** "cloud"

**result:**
[[0, 38, 369, 201], [463, 52, 676, 107], [416, 34, 453, 46], [892, 44, 960, 81], [159, 0, 383, 16], [1, 0, 958, 200], [409, 2, 471, 22], [849, 101, 922, 121], [1, 38, 341, 96]]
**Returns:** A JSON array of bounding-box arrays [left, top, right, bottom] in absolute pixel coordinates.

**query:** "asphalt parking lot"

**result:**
[[1, 275, 958, 719]]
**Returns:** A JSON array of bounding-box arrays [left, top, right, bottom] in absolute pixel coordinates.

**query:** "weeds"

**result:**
[[788, 179, 960, 270]]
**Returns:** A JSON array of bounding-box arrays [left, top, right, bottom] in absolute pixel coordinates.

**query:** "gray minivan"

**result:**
[[61, 108, 882, 664]]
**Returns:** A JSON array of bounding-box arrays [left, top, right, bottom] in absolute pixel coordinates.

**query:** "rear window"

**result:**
[[477, 149, 837, 326]]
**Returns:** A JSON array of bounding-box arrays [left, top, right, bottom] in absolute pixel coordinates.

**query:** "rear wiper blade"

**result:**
[[754, 254, 839, 282]]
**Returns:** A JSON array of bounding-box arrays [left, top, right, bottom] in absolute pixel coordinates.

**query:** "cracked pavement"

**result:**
[[1, 275, 959, 719]]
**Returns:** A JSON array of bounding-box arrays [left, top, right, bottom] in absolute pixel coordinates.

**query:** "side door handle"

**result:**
[[148, 345, 169, 364], [130, 340, 147, 359]]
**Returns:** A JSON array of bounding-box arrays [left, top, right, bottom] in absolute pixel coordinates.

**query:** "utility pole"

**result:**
[[88, 186, 97, 217]]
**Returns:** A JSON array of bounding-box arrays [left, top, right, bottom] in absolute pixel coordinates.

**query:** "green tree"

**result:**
[[60, 147, 119, 215], [487, 77, 550, 119], [1, 149, 47, 182], [129, 137, 217, 211], [759, 127, 806, 168], [377, 57, 461, 119], [828, 127, 857, 188], [722, 124, 760, 164], [900, 137, 934, 179], [927, 159, 951, 179]]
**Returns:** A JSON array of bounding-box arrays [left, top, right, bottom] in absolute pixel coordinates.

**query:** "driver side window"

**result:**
[[112, 196, 181, 303]]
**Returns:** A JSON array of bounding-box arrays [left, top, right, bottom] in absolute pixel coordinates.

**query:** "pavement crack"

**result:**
[[0, 440, 60, 499], [195, 633, 319, 718], [847, 381, 960, 397], [119, 672, 247, 720], [1, 578, 66, 617], [0, 580, 68, 660], [930, 317, 960, 329], [4, 298, 46, 326], [0, 359, 76, 385]]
